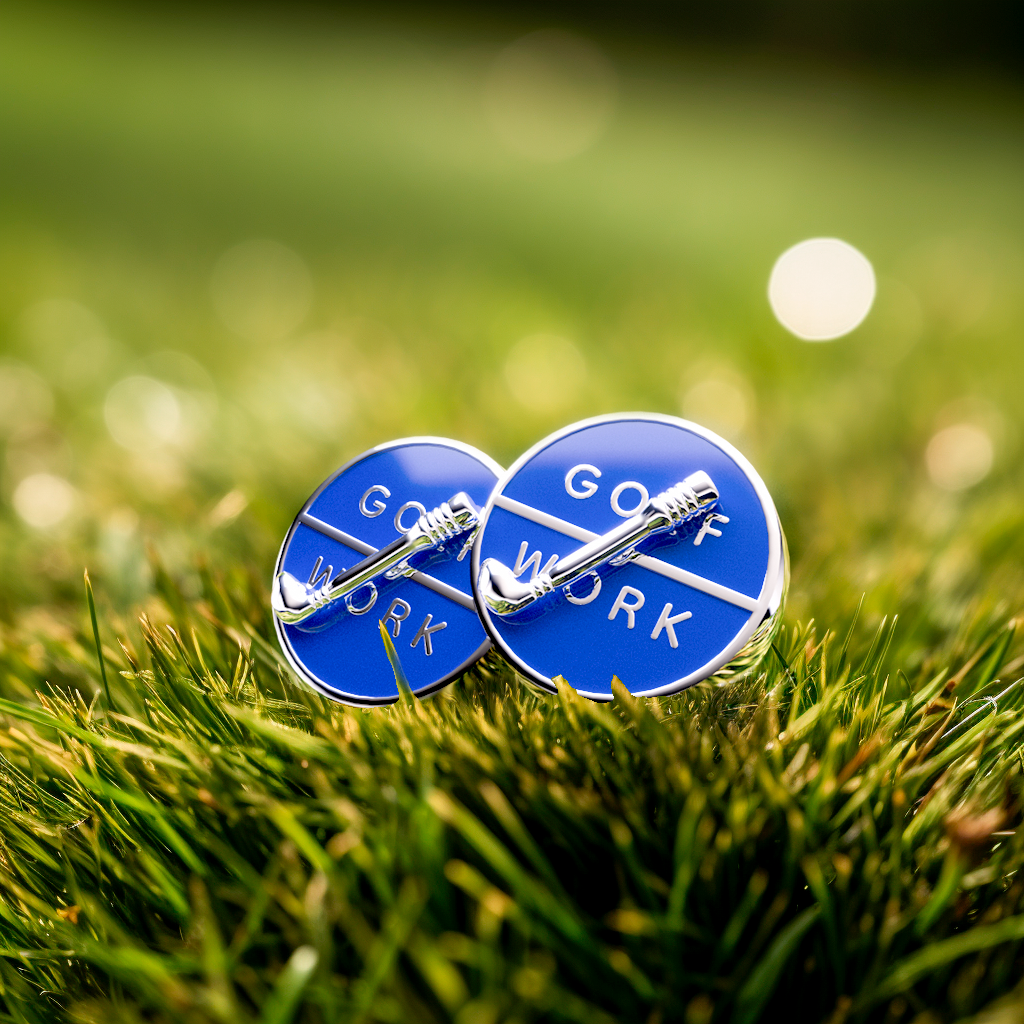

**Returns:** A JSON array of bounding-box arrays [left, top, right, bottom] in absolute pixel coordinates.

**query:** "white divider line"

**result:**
[[491, 494, 759, 613], [298, 513, 477, 611], [492, 495, 594, 542], [300, 514, 374, 555], [405, 572, 477, 612]]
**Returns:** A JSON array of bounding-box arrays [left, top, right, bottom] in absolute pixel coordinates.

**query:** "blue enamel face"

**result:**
[[471, 416, 780, 700], [274, 440, 502, 704]]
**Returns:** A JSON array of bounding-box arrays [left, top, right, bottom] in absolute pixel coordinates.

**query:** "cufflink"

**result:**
[[471, 413, 787, 701], [272, 438, 502, 706]]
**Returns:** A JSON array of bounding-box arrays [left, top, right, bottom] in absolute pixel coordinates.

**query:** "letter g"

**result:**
[[565, 464, 601, 499], [359, 484, 390, 518]]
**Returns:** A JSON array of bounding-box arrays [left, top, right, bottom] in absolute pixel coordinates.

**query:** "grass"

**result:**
[[1, 563, 1024, 1023], [1, 3, 1024, 1021]]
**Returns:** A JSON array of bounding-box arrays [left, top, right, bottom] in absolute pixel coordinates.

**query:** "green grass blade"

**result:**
[[730, 906, 820, 1024]]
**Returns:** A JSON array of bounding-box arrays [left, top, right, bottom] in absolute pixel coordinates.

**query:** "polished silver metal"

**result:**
[[273, 491, 480, 629], [478, 471, 719, 618]]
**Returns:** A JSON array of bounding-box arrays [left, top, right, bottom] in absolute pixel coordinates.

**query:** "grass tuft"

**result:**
[[0, 565, 1022, 1023]]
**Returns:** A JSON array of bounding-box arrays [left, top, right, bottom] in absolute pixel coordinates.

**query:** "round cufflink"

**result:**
[[272, 438, 503, 706], [471, 413, 787, 701]]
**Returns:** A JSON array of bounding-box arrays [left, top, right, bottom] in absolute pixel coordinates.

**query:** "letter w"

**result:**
[[512, 541, 558, 580]]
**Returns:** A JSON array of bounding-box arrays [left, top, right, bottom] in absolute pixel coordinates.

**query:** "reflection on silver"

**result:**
[[564, 572, 602, 605], [273, 492, 480, 630], [478, 471, 718, 618], [346, 582, 378, 615]]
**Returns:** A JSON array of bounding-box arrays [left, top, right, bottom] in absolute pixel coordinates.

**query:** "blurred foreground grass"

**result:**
[[1, 4, 1024, 1021]]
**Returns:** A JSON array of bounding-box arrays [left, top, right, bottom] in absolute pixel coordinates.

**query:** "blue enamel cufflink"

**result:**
[[472, 413, 787, 700], [271, 415, 786, 704], [271, 438, 502, 706]]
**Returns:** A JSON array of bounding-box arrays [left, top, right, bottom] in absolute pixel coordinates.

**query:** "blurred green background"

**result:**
[[0, 1, 1022, 655]]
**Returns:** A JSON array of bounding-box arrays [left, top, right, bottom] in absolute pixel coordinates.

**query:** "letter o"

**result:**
[[564, 573, 602, 606], [610, 481, 649, 518], [394, 500, 427, 533], [345, 582, 378, 616]]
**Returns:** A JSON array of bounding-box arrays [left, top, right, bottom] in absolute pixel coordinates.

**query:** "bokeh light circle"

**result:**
[[0, 361, 53, 435], [504, 333, 586, 412], [210, 239, 313, 343], [104, 376, 182, 452], [19, 299, 114, 389], [925, 423, 993, 491], [681, 377, 752, 439], [13, 473, 76, 529], [768, 238, 876, 341]]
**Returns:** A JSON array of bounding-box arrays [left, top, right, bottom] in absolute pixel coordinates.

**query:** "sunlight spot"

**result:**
[[13, 473, 76, 529], [142, 351, 218, 447], [106, 507, 139, 535], [104, 376, 181, 452], [504, 333, 586, 412], [0, 361, 53, 435], [769, 238, 876, 341], [210, 239, 313, 342], [19, 299, 113, 388], [925, 423, 993, 491], [681, 376, 752, 439]]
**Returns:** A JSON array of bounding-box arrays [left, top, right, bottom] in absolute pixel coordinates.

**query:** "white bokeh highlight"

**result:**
[[13, 473, 76, 529], [769, 238, 876, 341], [925, 423, 993, 492], [104, 376, 182, 452]]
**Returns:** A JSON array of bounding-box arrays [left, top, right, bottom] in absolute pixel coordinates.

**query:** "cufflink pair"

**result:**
[[271, 413, 787, 706]]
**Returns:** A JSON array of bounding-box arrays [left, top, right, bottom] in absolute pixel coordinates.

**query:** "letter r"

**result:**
[[608, 585, 645, 629], [381, 598, 411, 638]]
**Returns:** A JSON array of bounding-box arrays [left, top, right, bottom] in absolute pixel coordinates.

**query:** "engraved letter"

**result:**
[[565, 464, 601, 499], [694, 512, 730, 546], [610, 481, 650, 518], [564, 573, 602, 606], [306, 555, 332, 589], [650, 603, 692, 648], [608, 585, 645, 629], [512, 541, 559, 581], [411, 614, 447, 656], [346, 583, 378, 616], [394, 500, 427, 533], [381, 597, 411, 638], [360, 485, 390, 518]]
